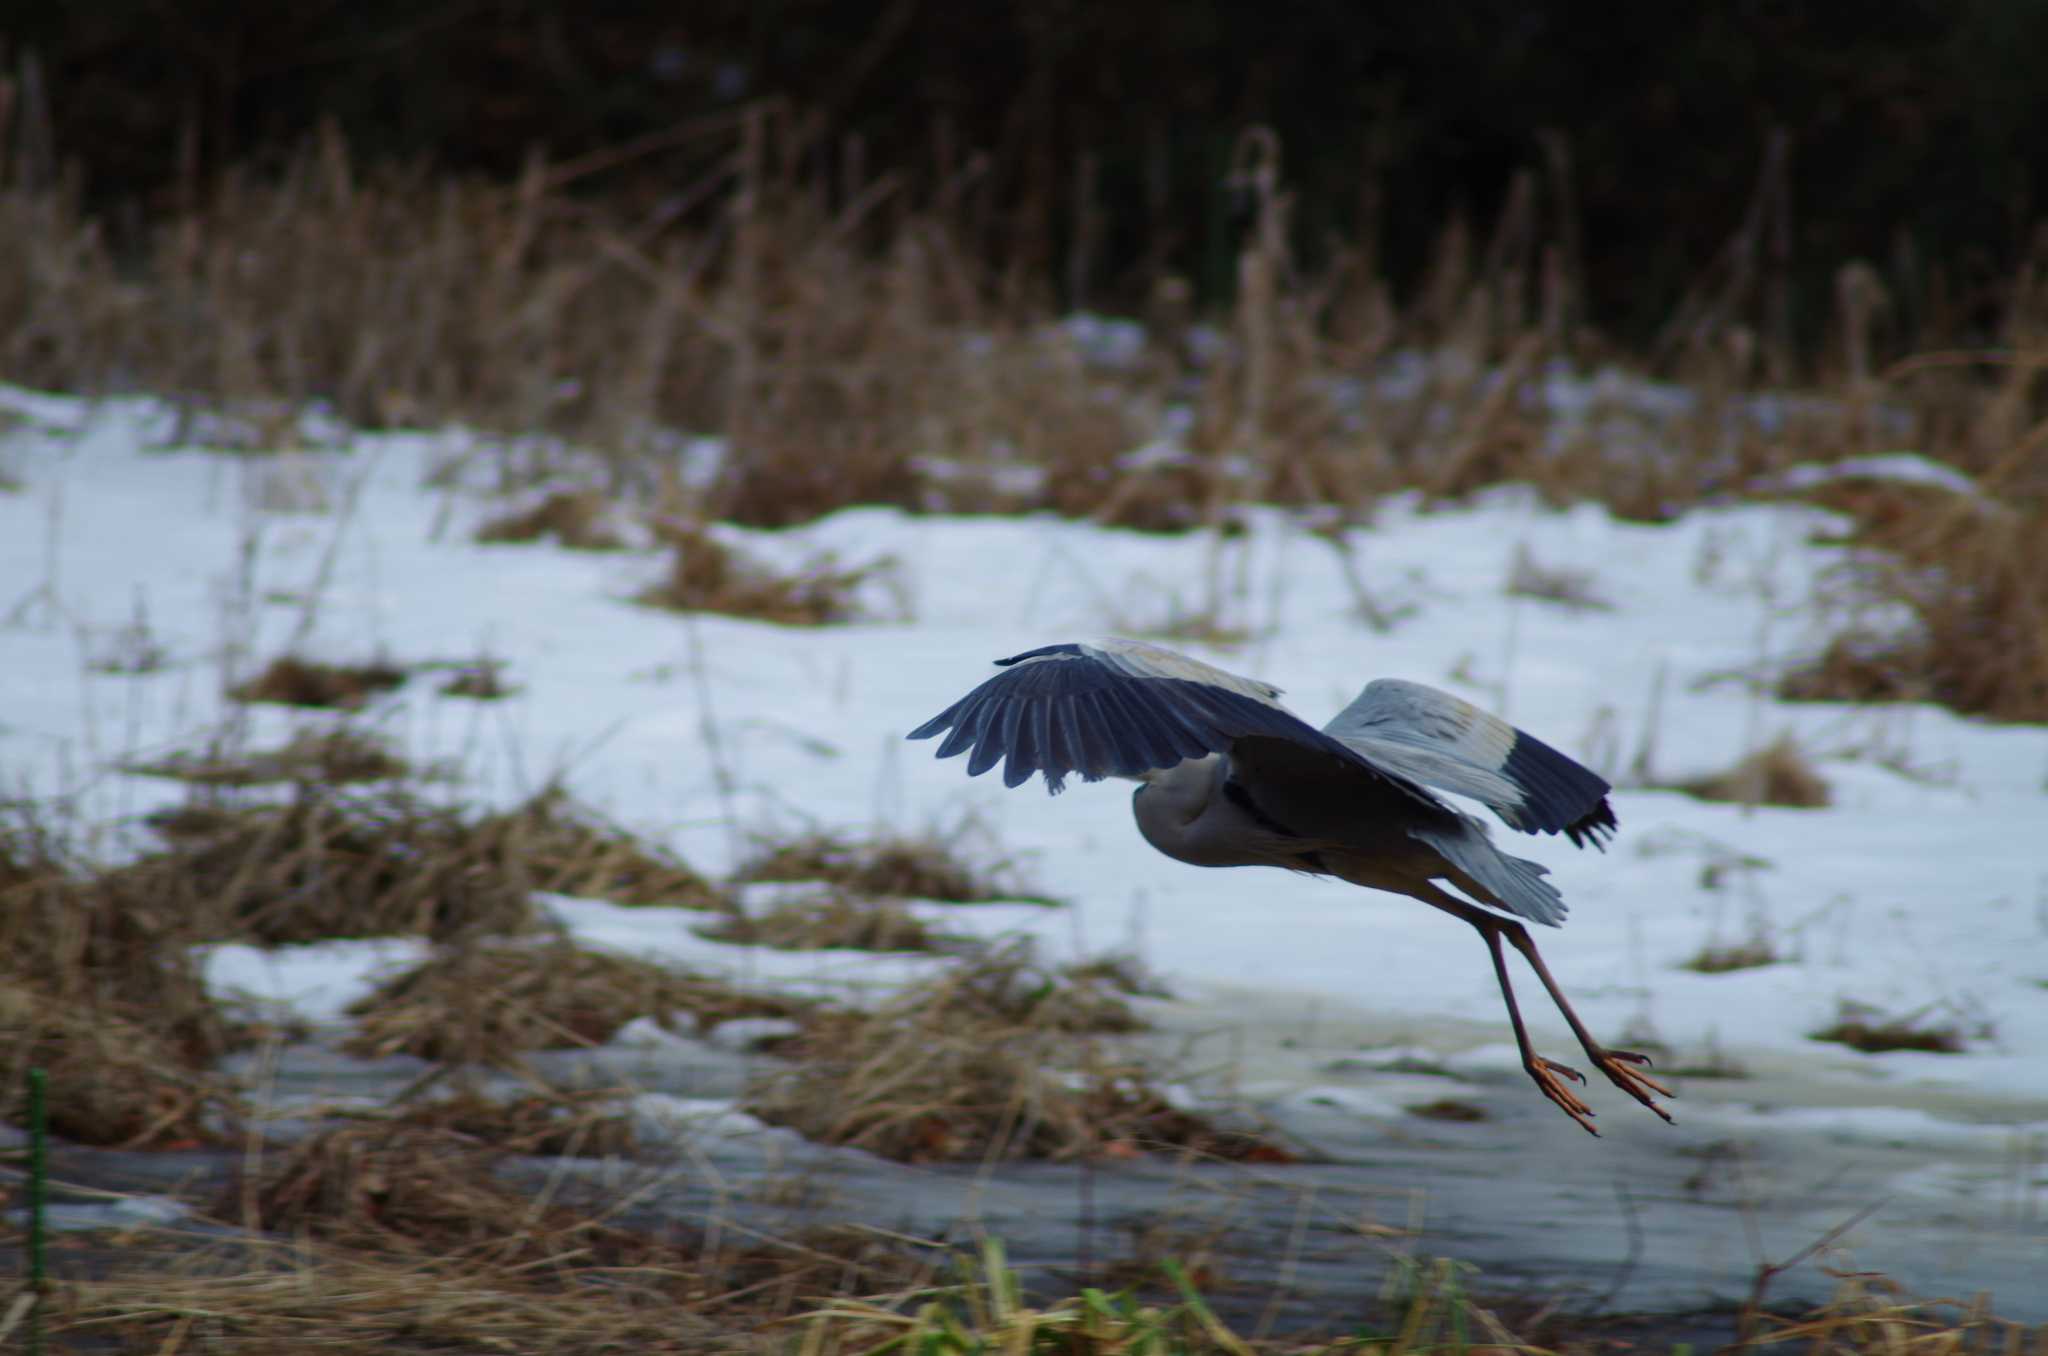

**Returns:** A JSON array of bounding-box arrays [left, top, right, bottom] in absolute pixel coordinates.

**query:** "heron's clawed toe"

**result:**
[[1527, 1057, 1600, 1136], [1593, 1048, 1675, 1124]]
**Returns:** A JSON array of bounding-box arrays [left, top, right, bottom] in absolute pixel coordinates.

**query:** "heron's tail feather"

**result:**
[[1410, 820, 1569, 927]]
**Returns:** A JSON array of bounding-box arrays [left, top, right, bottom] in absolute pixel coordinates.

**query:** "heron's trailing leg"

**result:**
[[1501, 922, 1674, 1123], [1416, 884, 1673, 1133], [1476, 915, 1601, 1134]]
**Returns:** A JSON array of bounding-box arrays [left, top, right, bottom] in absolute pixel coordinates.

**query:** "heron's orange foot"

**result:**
[[1593, 1047, 1675, 1124], [1527, 1056, 1600, 1136]]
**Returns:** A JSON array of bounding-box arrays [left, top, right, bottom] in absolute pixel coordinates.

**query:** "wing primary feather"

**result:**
[[999, 697, 1037, 788], [932, 697, 981, 758], [965, 696, 1010, 776], [1020, 698, 1056, 790], [1100, 683, 1177, 771], [1068, 689, 1129, 779]]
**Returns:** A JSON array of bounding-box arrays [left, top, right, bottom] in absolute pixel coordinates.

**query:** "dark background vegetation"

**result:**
[[11, 0, 2047, 350]]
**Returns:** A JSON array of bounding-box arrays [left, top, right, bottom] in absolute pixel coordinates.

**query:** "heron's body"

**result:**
[[909, 638, 1672, 1135]]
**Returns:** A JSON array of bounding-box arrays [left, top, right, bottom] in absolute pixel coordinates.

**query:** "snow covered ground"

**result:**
[[4, 384, 2046, 1163]]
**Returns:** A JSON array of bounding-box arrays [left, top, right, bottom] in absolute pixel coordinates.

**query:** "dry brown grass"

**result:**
[[733, 823, 1049, 904], [1672, 736, 1832, 808], [1504, 542, 1611, 611], [1810, 1000, 1972, 1055], [1778, 485, 2048, 723], [493, 787, 726, 909], [106, 785, 720, 947], [0, 801, 246, 1143], [343, 939, 808, 1064], [637, 520, 887, 625], [438, 660, 517, 699], [385, 1086, 641, 1158], [51, 1242, 738, 1354], [744, 946, 1276, 1163], [0, 979, 241, 1146], [476, 488, 627, 550], [697, 890, 958, 953], [115, 788, 540, 945], [1737, 1269, 2045, 1356], [1682, 935, 1781, 974], [128, 725, 409, 786], [9, 114, 2046, 637], [0, 801, 236, 1071], [238, 1124, 574, 1255], [46, 1212, 931, 1354], [229, 655, 408, 710]]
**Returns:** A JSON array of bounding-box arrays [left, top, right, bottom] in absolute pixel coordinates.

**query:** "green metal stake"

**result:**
[[27, 1065, 47, 1356]]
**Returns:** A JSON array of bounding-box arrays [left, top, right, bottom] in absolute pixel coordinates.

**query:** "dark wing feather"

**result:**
[[908, 644, 1442, 810], [1325, 678, 1617, 849]]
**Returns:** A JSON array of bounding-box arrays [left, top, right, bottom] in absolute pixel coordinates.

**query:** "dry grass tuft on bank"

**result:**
[[745, 946, 1273, 1163], [128, 725, 409, 786], [115, 789, 541, 944], [697, 891, 958, 953], [1681, 933, 1780, 974], [102, 785, 720, 948], [381, 1086, 640, 1158], [1779, 481, 2048, 723], [0, 801, 239, 1128], [239, 1124, 555, 1254], [1810, 999, 1972, 1055], [439, 659, 517, 699], [476, 488, 627, 549], [637, 520, 886, 626], [733, 822, 1050, 904], [229, 655, 409, 709], [494, 787, 726, 910], [343, 939, 809, 1065], [52, 1239, 739, 1355], [0, 980, 242, 1146], [1671, 736, 1832, 809]]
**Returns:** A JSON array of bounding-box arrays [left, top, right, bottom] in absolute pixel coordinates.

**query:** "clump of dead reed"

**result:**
[[229, 655, 408, 709], [383, 1086, 641, 1158], [107, 785, 719, 947], [237, 1123, 642, 1263], [733, 822, 1048, 904], [697, 891, 957, 953], [343, 939, 809, 1065], [1681, 935, 1781, 974], [52, 1238, 740, 1355], [439, 660, 517, 699], [113, 788, 540, 944], [637, 521, 886, 625], [0, 800, 236, 1066], [0, 979, 241, 1146], [1504, 542, 1611, 611], [1779, 481, 2048, 722], [745, 945, 1273, 1163], [476, 488, 627, 550], [491, 787, 726, 909], [1672, 736, 1832, 808], [1810, 999, 1971, 1055], [0, 800, 245, 1142], [128, 725, 408, 786]]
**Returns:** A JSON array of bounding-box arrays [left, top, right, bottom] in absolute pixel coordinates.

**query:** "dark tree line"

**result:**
[[7, 0, 2044, 348]]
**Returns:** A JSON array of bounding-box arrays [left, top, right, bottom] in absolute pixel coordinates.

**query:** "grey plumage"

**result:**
[[908, 638, 1673, 1136]]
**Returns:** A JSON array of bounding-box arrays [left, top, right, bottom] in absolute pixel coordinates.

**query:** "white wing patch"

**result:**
[[1088, 637, 1286, 706], [1334, 679, 1519, 771]]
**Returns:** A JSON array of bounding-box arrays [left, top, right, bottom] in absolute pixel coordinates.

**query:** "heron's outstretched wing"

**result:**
[[1323, 679, 1616, 848], [907, 639, 1438, 807]]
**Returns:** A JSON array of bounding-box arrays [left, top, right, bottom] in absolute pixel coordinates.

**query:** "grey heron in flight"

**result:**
[[908, 637, 1672, 1136]]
